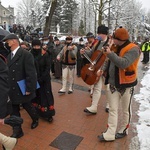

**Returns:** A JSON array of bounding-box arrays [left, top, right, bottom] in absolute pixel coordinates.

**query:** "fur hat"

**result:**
[[32, 39, 41, 46], [86, 32, 94, 38], [113, 26, 129, 41], [97, 25, 109, 35], [66, 36, 73, 41]]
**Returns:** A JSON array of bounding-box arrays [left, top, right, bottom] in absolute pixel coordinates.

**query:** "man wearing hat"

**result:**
[[83, 32, 97, 97], [53, 37, 63, 79], [76, 37, 85, 77], [98, 27, 141, 141], [80, 25, 110, 114], [2, 34, 39, 138], [57, 36, 77, 94]]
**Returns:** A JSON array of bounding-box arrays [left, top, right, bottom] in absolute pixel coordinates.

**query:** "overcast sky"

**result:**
[[1, 0, 150, 10]]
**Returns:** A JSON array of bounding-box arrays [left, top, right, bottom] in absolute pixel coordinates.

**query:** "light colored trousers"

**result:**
[[0, 133, 16, 149], [103, 86, 134, 141], [86, 76, 103, 113], [60, 65, 75, 92], [86, 77, 109, 112]]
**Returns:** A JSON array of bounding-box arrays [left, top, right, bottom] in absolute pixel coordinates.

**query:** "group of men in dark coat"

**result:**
[[0, 33, 55, 140]]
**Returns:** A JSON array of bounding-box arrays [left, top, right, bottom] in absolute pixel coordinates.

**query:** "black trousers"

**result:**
[[11, 101, 38, 128], [143, 51, 149, 63]]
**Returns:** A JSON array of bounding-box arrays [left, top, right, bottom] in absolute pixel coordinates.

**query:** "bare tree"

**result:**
[[16, 0, 43, 28]]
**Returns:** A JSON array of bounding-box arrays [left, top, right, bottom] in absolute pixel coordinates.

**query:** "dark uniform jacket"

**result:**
[[7, 47, 37, 104], [0, 56, 9, 118]]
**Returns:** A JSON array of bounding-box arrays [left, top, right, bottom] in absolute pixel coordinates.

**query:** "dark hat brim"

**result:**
[[2, 34, 19, 42]]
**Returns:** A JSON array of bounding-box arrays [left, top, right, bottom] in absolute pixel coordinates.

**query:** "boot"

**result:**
[[85, 95, 100, 113], [11, 127, 24, 138], [58, 77, 67, 93], [0, 133, 17, 150], [31, 119, 39, 129], [68, 84, 73, 94]]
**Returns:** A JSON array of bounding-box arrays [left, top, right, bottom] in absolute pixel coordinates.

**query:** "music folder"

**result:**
[[17, 79, 40, 95]]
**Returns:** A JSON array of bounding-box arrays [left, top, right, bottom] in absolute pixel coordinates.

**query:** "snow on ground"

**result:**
[[134, 64, 150, 150]]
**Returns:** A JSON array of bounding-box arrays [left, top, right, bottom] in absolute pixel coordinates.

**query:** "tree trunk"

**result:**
[[98, 0, 103, 25], [43, 0, 57, 36]]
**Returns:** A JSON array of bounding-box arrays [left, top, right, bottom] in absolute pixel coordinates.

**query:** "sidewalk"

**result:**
[[1, 63, 145, 150]]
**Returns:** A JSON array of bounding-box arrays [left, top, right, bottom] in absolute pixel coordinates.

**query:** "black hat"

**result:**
[[2, 33, 19, 41], [54, 36, 59, 41], [66, 36, 73, 41], [32, 39, 41, 46], [79, 37, 84, 41], [86, 32, 94, 38], [97, 25, 109, 35]]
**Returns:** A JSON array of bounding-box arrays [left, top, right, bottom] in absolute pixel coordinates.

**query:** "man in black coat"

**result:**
[[0, 55, 17, 149], [2, 34, 39, 138]]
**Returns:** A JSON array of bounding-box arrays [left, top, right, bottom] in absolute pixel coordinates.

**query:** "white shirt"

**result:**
[[12, 46, 20, 57]]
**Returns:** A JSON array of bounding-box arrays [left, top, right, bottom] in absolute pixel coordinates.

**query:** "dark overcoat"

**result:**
[[0, 56, 9, 118], [7, 47, 37, 104], [31, 51, 55, 118]]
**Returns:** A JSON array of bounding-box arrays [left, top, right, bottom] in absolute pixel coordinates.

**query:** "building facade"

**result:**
[[0, 1, 15, 30]]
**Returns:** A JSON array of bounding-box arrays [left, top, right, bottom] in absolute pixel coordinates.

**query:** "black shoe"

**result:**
[[115, 132, 127, 139], [105, 108, 109, 113], [97, 134, 114, 142], [84, 108, 97, 115], [11, 129, 24, 138], [31, 119, 39, 129], [68, 91, 73, 94], [58, 90, 66, 94], [47, 117, 53, 122]]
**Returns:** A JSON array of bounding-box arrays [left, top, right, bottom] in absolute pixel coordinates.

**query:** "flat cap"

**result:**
[[2, 33, 19, 41]]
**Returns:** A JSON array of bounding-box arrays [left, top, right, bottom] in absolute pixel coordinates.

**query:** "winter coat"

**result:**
[[0, 55, 9, 118], [7, 47, 37, 104], [30, 50, 55, 118]]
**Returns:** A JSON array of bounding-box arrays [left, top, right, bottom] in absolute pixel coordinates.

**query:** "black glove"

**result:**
[[4, 115, 23, 127]]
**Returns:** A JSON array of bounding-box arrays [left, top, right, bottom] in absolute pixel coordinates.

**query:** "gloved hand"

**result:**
[[4, 115, 23, 127]]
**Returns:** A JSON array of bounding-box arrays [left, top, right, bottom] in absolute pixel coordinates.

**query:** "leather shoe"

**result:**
[[98, 134, 114, 142], [105, 108, 109, 113], [11, 129, 24, 138], [58, 90, 66, 94], [31, 120, 38, 129], [68, 91, 73, 94], [84, 108, 97, 115], [47, 117, 53, 122], [115, 132, 127, 139]]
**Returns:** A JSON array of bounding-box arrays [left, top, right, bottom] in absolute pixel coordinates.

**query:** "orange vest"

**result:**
[[119, 43, 140, 84]]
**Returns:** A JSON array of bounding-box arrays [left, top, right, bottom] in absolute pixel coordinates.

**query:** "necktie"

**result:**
[[11, 52, 14, 59]]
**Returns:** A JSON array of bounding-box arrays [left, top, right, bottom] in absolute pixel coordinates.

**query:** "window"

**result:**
[[3, 11, 6, 16]]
